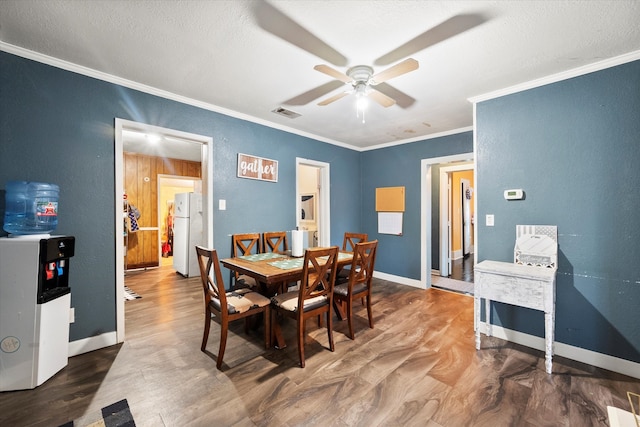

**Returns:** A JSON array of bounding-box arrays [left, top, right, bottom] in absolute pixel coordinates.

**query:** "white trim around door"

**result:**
[[114, 118, 213, 343]]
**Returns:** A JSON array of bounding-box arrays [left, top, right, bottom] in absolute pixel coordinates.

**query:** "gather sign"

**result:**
[[237, 153, 278, 183]]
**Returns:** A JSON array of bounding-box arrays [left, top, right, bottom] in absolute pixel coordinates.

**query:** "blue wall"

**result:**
[[0, 52, 360, 341], [360, 133, 473, 279], [476, 59, 640, 363], [3, 49, 636, 366]]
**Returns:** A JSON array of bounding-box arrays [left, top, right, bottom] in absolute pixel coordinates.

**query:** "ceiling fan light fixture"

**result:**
[[354, 82, 369, 124]]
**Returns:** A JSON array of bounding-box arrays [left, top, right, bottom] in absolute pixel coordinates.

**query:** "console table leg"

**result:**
[[485, 298, 492, 337], [475, 296, 481, 350], [544, 310, 554, 374]]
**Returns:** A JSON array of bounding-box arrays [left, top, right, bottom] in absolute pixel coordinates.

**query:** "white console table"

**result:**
[[475, 260, 557, 374]]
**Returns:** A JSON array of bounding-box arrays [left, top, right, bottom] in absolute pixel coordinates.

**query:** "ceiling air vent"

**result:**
[[272, 107, 301, 119]]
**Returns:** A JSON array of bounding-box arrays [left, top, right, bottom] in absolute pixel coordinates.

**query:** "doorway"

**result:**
[[115, 118, 214, 343], [296, 158, 330, 247], [157, 175, 199, 267], [420, 152, 474, 290], [438, 163, 474, 280]]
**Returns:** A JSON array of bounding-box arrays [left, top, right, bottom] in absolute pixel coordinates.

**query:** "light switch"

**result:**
[[219, 199, 226, 210], [486, 214, 494, 226]]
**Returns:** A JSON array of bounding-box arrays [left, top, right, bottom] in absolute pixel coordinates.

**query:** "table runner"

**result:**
[[239, 252, 286, 262], [268, 252, 352, 270]]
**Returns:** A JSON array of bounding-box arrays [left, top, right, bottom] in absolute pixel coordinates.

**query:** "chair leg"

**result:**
[[347, 298, 355, 340], [297, 318, 306, 368], [327, 308, 335, 352], [366, 295, 374, 329], [271, 310, 277, 349], [217, 319, 228, 370], [201, 310, 211, 351], [264, 308, 271, 349]]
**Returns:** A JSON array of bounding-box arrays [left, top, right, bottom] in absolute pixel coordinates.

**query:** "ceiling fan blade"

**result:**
[[370, 58, 419, 85], [283, 81, 345, 105], [313, 64, 352, 83], [368, 89, 396, 108], [375, 13, 488, 66], [254, 2, 348, 66], [374, 83, 416, 109], [318, 91, 350, 106]]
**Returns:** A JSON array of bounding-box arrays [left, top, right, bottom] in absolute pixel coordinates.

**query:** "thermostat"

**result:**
[[504, 189, 524, 200]]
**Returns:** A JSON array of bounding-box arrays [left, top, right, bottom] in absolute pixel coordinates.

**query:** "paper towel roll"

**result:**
[[291, 229, 304, 257]]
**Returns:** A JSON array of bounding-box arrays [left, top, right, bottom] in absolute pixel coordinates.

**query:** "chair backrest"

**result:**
[[195, 246, 226, 312], [263, 231, 289, 253], [347, 240, 378, 292], [299, 246, 339, 307], [342, 232, 368, 252], [232, 233, 262, 257]]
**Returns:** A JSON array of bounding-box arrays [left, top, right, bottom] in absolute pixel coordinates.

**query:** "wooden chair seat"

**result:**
[[333, 281, 367, 297], [210, 288, 270, 314], [271, 291, 328, 312]]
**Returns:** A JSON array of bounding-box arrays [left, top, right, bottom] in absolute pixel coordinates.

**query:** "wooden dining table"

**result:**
[[220, 250, 354, 349]]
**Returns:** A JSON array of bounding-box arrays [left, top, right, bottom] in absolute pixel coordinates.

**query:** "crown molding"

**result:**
[[469, 50, 640, 104]]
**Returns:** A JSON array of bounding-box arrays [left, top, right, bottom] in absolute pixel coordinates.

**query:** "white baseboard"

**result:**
[[373, 271, 422, 288], [477, 322, 640, 379], [68, 331, 117, 357]]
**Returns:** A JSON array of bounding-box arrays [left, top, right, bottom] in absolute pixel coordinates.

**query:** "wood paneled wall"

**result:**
[[124, 152, 201, 269]]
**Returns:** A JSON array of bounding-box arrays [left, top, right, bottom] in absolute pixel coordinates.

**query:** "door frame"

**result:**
[[421, 153, 474, 289], [115, 118, 213, 343], [295, 158, 330, 246]]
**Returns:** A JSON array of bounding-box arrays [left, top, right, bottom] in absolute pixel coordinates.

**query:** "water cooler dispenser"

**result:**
[[0, 235, 75, 391]]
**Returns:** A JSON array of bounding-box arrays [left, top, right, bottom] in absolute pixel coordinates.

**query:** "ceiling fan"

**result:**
[[312, 58, 419, 108], [254, 2, 487, 109]]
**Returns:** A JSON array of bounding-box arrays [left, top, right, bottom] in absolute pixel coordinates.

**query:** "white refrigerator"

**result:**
[[173, 192, 203, 277]]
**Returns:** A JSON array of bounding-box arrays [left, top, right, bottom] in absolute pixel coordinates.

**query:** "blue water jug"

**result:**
[[3, 181, 60, 235]]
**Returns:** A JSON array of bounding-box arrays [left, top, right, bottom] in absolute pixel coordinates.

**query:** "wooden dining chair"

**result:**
[[195, 246, 270, 370], [263, 231, 293, 293], [232, 233, 262, 289], [333, 240, 378, 339], [263, 231, 289, 254], [337, 232, 368, 284], [270, 246, 339, 368]]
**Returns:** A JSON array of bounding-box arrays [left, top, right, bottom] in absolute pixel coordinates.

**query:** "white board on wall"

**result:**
[[378, 212, 403, 235]]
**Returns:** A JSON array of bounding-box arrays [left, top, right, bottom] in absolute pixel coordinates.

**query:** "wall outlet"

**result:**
[[69, 307, 75, 323], [219, 199, 226, 210]]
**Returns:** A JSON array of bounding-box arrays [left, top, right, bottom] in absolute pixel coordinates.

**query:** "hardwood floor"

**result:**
[[1, 266, 638, 426], [450, 255, 474, 283]]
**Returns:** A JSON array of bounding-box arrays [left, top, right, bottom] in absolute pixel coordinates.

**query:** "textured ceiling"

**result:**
[[1, 0, 640, 152]]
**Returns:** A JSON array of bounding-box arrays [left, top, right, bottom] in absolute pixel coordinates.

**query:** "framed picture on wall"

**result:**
[[237, 153, 278, 182]]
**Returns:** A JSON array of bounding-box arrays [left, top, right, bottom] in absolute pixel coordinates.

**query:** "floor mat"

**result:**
[[59, 398, 136, 426]]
